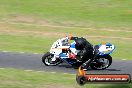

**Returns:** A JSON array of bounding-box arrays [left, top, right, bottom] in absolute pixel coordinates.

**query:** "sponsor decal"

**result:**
[[76, 67, 131, 85]]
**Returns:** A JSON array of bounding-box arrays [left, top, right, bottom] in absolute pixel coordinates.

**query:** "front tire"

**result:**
[[42, 52, 61, 66], [90, 55, 112, 70]]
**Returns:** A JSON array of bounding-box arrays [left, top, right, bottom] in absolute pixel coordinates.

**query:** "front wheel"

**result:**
[[90, 55, 112, 70], [42, 52, 62, 66]]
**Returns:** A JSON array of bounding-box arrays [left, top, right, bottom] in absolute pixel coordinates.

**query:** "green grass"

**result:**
[[0, 34, 54, 53], [0, 68, 131, 88], [0, 1, 131, 88], [0, 22, 131, 59], [0, 0, 131, 60], [0, 0, 132, 30]]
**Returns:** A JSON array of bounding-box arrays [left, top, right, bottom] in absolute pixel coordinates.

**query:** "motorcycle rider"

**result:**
[[75, 37, 94, 62], [59, 36, 94, 63]]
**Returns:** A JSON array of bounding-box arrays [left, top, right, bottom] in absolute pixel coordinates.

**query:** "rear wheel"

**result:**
[[90, 55, 112, 70], [42, 52, 62, 66]]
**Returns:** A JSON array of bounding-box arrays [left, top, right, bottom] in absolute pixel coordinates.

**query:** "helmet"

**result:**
[[65, 34, 73, 40], [68, 35, 73, 40], [75, 38, 87, 50]]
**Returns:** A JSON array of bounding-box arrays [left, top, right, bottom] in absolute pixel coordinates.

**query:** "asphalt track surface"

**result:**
[[0, 52, 132, 76]]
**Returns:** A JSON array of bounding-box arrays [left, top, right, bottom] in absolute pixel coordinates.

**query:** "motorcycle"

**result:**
[[42, 37, 115, 70]]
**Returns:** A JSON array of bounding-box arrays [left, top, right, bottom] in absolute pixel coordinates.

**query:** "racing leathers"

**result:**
[[74, 37, 94, 62], [54, 37, 94, 63]]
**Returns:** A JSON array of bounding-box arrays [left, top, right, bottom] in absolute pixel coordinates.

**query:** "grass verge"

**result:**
[[0, 0, 131, 59], [0, 68, 131, 88], [0, 23, 131, 59], [0, 0, 132, 30]]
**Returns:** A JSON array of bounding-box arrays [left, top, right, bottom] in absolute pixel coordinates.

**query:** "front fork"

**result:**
[[50, 54, 60, 62]]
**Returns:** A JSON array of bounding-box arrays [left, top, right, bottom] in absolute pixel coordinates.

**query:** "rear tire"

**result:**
[[90, 55, 112, 70], [42, 52, 61, 66]]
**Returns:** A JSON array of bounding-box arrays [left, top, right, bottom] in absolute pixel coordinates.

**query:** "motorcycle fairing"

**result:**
[[70, 42, 80, 55], [98, 42, 116, 55]]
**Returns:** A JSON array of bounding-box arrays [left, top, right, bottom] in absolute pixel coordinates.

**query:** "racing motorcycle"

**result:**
[[42, 37, 115, 70]]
